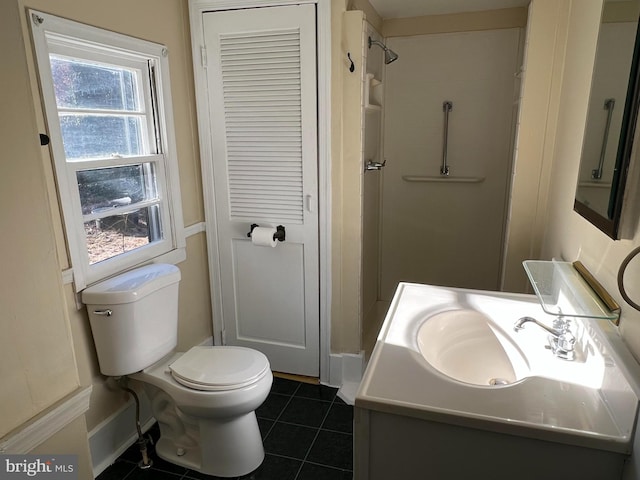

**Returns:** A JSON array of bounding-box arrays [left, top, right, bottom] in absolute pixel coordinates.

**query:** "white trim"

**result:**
[[0, 386, 92, 454], [183, 221, 207, 237], [188, 0, 332, 379], [331, 352, 364, 405], [62, 268, 74, 285], [88, 394, 154, 478], [316, 0, 333, 387], [328, 352, 365, 387], [189, 3, 225, 348]]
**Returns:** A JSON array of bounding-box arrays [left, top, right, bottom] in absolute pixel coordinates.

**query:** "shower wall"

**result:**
[[379, 28, 523, 300], [362, 24, 385, 355]]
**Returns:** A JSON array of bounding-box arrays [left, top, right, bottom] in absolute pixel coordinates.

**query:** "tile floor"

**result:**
[[97, 377, 354, 480]]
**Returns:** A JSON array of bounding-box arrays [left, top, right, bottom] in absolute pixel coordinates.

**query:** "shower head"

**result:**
[[368, 36, 399, 64], [384, 48, 399, 65]]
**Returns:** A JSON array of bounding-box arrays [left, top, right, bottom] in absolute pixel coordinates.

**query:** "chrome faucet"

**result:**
[[514, 316, 576, 361]]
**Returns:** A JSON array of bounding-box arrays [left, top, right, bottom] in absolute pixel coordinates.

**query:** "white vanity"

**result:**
[[354, 264, 639, 480]]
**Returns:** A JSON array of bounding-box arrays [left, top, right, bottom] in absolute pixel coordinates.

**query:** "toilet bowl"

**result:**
[[82, 264, 273, 478], [132, 347, 272, 477]]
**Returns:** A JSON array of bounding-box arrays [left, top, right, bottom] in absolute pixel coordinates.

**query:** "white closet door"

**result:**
[[203, 4, 319, 376]]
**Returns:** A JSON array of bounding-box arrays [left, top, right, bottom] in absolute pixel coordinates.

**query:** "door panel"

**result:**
[[203, 4, 319, 376], [232, 240, 305, 346]]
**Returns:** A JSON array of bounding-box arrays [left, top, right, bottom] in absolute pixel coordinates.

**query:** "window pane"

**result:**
[[60, 114, 145, 159], [84, 205, 162, 265], [50, 55, 139, 111], [77, 164, 157, 215]]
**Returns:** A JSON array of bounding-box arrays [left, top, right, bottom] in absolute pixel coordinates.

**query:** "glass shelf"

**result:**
[[523, 260, 619, 320]]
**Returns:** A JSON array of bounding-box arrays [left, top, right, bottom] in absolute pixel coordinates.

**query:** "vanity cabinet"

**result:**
[[355, 408, 625, 480]]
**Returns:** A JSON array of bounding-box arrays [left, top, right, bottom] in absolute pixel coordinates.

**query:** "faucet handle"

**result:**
[[556, 330, 576, 352], [552, 316, 572, 331]]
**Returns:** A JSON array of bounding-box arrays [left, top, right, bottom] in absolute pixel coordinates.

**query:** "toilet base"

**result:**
[[131, 350, 272, 477], [155, 411, 264, 477]]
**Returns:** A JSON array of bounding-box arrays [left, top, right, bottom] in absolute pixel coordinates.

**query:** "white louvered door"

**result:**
[[203, 5, 319, 376]]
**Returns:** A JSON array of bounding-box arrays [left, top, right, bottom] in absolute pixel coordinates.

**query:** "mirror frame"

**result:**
[[574, 11, 640, 239]]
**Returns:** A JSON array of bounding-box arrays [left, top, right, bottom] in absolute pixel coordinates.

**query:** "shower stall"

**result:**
[[359, 24, 524, 355]]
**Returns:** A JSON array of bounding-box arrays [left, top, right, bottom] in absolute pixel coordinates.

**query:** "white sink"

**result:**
[[417, 309, 528, 386], [356, 282, 639, 453]]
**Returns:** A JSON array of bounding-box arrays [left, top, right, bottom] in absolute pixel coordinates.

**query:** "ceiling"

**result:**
[[368, 0, 530, 19]]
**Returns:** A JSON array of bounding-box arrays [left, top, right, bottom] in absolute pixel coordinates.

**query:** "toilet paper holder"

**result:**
[[247, 224, 286, 242]]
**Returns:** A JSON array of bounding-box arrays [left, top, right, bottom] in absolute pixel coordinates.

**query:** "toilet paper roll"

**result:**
[[251, 227, 278, 247]]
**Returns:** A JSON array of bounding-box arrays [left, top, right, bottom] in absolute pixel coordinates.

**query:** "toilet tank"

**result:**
[[82, 264, 181, 376]]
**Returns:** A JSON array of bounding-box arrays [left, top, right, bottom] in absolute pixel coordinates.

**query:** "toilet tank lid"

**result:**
[[82, 264, 181, 305]]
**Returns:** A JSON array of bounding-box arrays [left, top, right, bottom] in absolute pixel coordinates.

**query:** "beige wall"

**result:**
[[502, 0, 570, 292], [382, 7, 528, 37], [0, 0, 80, 439], [1, 0, 211, 464], [537, 0, 640, 364], [331, 0, 365, 354], [349, 0, 383, 32]]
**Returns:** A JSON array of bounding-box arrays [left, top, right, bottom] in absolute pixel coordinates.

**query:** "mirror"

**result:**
[[574, 0, 640, 239]]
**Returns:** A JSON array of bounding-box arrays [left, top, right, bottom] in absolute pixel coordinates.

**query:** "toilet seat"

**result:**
[[169, 346, 270, 391]]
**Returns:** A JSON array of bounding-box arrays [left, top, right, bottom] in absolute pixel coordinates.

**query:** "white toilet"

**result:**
[[82, 263, 272, 478]]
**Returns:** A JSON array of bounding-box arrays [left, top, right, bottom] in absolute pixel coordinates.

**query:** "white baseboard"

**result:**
[[328, 352, 365, 405], [88, 392, 154, 478], [0, 386, 92, 454]]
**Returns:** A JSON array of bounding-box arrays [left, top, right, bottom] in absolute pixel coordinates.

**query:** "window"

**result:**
[[30, 11, 184, 290]]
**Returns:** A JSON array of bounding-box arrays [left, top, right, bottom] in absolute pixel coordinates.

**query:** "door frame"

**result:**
[[189, 0, 332, 383]]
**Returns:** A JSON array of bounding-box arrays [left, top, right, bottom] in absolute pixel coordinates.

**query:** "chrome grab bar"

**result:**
[[441, 101, 453, 176], [402, 175, 485, 183], [592, 98, 615, 180]]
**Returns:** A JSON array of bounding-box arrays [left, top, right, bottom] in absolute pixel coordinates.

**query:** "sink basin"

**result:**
[[357, 282, 639, 454], [417, 309, 528, 386]]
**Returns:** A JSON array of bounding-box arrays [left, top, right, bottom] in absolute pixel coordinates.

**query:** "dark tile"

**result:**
[[333, 396, 350, 406], [270, 377, 301, 395], [258, 417, 275, 439], [119, 440, 150, 464], [257, 393, 291, 420], [96, 459, 136, 480], [146, 453, 188, 475], [279, 397, 331, 428], [251, 454, 301, 480], [263, 422, 317, 460], [183, 468, 235, 479], [124, 466, 183, 479], [294, 383, 337, 402], [183, 470, 219, 479], [307, 430, 353, 470], [297, 462, 353, 480], [321, 403, 353, 433], [147, 423, 161, 441]]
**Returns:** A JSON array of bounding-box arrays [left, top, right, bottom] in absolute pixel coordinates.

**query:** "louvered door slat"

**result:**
[[219, 27, 304, 224]]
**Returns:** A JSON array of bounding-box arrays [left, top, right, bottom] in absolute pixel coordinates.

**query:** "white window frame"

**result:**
[[29, 10, 185, 291]]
